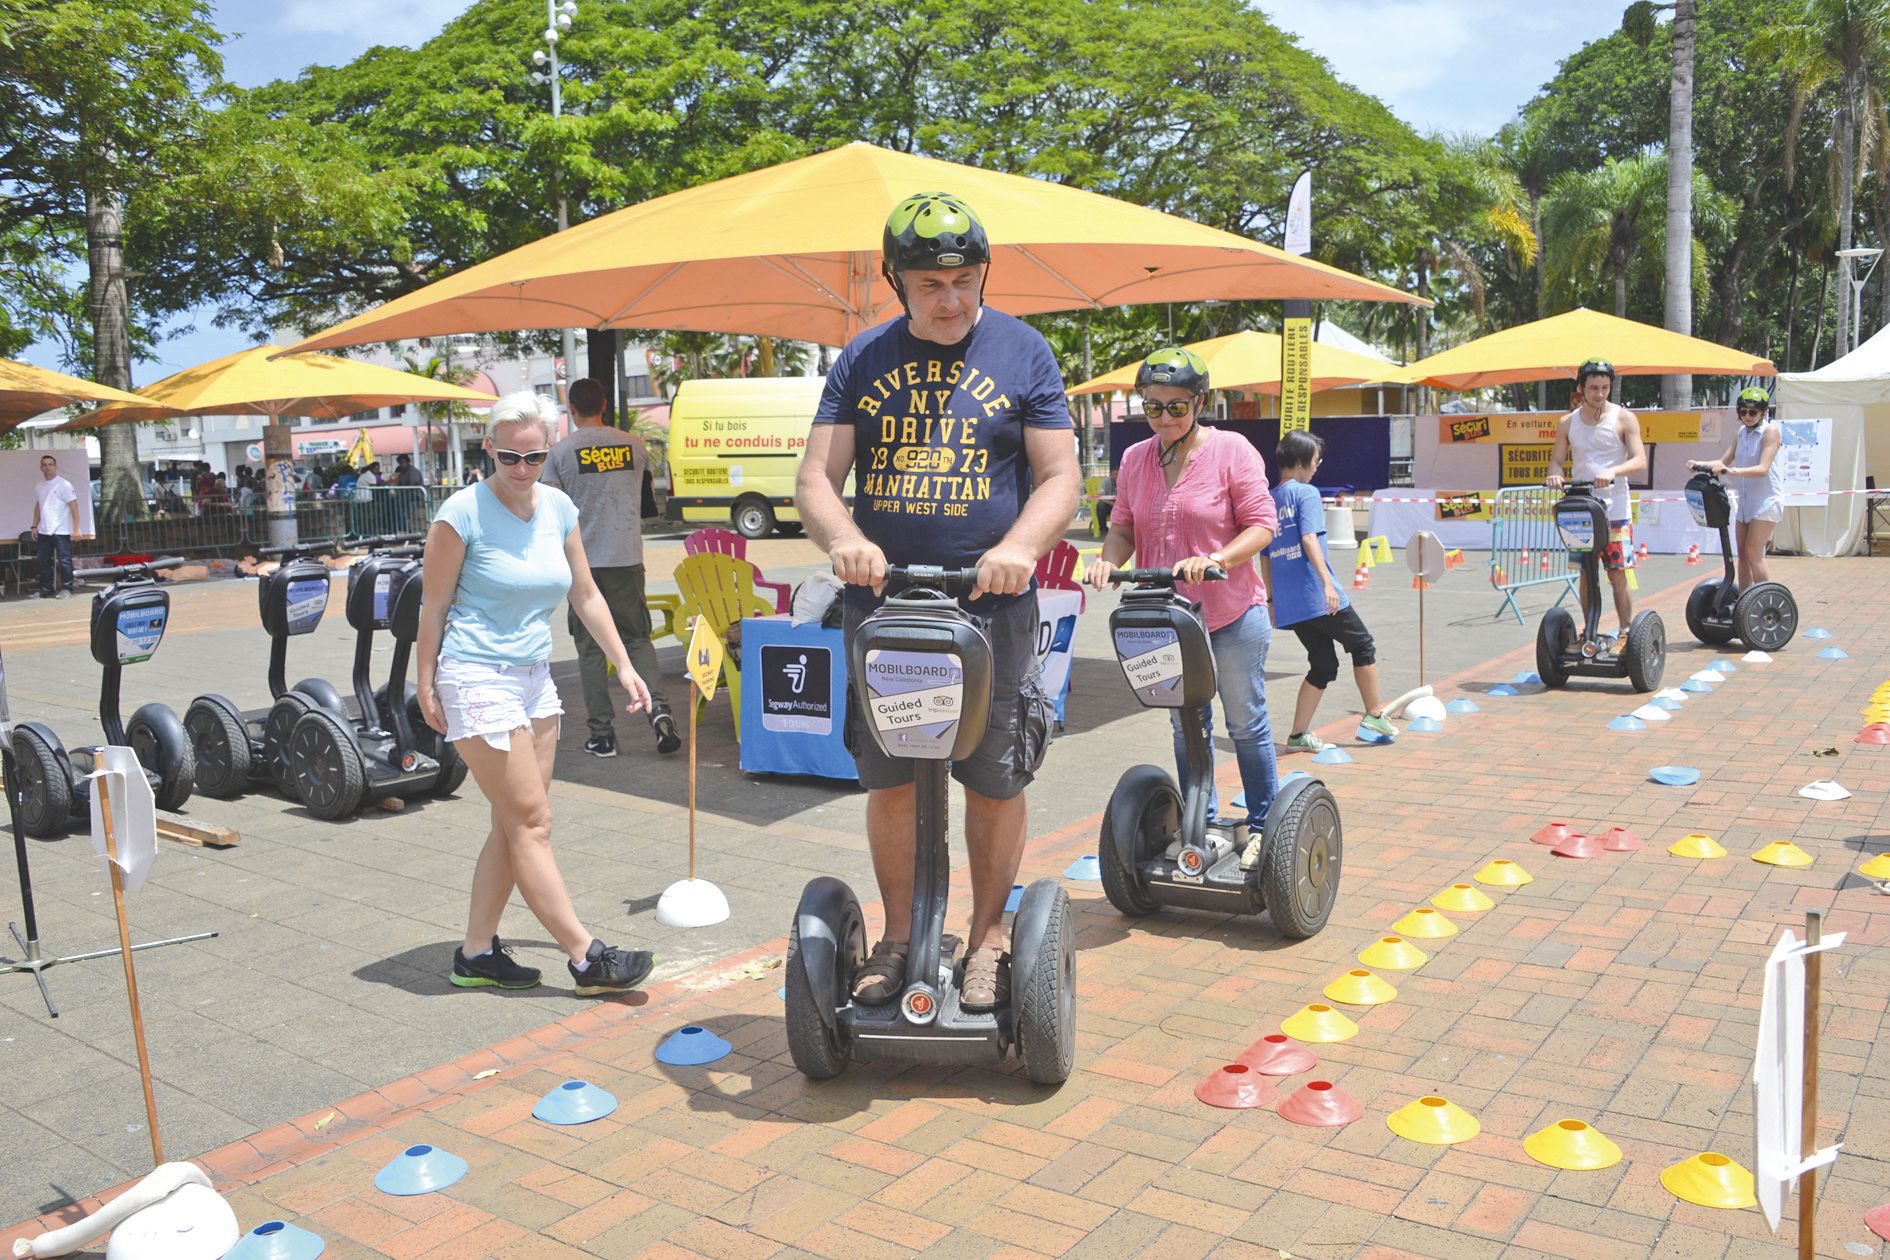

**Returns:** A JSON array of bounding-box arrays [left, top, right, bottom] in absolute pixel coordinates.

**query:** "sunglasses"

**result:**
[[1736, 405, 1765, 415], [1142, 399, 1195, 419], [493, 448, 550, 467]]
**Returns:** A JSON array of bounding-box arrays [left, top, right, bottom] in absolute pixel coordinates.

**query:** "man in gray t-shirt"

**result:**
[[542, 378, 679, 756]]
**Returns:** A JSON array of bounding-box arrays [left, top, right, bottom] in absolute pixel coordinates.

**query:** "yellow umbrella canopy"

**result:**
[[1069, 329, 1403, 397], [284, 142, 1425, 354], [62, 344, 497, 428], [1403, 308, 1774, 390], [0, 357, 168, 429]]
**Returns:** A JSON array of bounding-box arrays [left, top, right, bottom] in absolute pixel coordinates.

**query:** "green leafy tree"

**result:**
[[1543, 152, 1672, 317]]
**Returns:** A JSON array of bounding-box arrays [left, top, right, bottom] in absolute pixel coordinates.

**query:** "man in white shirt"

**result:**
[[31, 453, 80, 599]]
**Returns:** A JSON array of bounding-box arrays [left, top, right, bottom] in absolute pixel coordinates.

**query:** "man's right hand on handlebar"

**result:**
[[830, 534, 888, 594], [1545, 473, 1565, 491]]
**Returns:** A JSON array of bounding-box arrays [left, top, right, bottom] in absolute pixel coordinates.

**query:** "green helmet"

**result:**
[[1737, 386, 1772, 407], [882, 192, 990, 273], [1575, 358, 1616, 388], [1135, 346, 1211, 395]]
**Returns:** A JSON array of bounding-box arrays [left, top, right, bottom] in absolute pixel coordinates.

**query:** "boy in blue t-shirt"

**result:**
[[1265, 431, 1395, 751]]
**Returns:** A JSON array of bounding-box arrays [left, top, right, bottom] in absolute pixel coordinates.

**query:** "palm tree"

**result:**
[[400, 349, 477, 484], [1542, 153, 1670, 318]]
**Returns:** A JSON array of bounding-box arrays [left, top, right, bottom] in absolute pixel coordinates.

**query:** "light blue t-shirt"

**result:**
[[434, 482, 579, 665], [1267, 479, 1346, 629]]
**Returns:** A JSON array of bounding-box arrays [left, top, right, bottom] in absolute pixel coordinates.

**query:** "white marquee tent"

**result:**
[[1774, 329, 1886, 556]]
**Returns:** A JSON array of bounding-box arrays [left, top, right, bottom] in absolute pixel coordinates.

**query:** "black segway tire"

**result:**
[[1099, 764, 1176, 917], [10, 727, 72, 838], [1733, 582, 1798, 652], [1012, 880, 1075, 1085], [1536, 607, 1575, 689], [1259, 781, 1343, 938], [1685, 579, 1736, 644], [288, 708, 368, 819], [784, 882, 864, 1080], [127, 703, 195, 812], [263, 693, 316, 797], [185, 696, 252, 797], [1623, 612, 1666, 692]]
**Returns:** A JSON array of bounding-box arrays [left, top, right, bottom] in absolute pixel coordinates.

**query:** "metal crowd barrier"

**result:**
[[78, 486, 450, 561], [1489, 486, 1578, 625]]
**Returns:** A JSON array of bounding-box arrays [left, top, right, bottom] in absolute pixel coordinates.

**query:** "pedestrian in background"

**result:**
[[31, 453, 78, 599]]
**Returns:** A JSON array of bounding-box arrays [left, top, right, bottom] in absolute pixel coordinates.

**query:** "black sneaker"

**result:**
[[583, 734, 618, 758], [651, 710, 681, 755], [568, 938, 656, 996], [451, 936, 541, 989]]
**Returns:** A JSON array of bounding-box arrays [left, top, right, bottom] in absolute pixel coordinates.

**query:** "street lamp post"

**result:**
[[530, 0, 580, 398], [1836, 245, 1883, 357]]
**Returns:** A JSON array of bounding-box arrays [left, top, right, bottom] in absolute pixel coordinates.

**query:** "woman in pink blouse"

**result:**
[[1086, 347, 1280, 869]]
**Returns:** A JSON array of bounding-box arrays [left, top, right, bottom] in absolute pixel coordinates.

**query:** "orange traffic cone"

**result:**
[[1521, 546, 1530, 566], [1493, 565, 1507, 586], [1686, 543, 1700, 566], [1539, 552, 1550, 572], [1412, 576, 1430, 591], [1637, 542, 1649, 561], [1352, 560, 1370, 590]]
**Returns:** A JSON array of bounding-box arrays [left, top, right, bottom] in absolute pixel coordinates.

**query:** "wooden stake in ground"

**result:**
[[1799, 909, 1823, 1260], [97, 775, 164, 1167]]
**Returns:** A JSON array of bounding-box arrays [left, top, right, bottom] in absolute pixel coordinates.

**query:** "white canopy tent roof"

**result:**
[[1774, 327, 1890, 555]]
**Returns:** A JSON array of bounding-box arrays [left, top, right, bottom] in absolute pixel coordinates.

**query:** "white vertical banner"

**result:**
[[1751, 927, 1843, 1231], [1284, 171, 1312, 258]]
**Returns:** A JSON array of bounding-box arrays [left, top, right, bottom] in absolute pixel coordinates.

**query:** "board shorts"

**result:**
[[435, 657, 562, 750], [843, 591, 1053, 802], [1287, 606, 1378, 689], [1600, 521, 1635, 572]]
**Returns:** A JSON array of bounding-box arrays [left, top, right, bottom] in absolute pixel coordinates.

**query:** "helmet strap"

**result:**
[[1157, 414, 1199, 468]]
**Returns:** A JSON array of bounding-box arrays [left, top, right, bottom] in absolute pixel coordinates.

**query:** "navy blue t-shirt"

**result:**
[[813, 309, 1071, 605]]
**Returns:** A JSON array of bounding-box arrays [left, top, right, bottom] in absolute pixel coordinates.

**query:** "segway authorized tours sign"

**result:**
[[760, 645, 833, 735]]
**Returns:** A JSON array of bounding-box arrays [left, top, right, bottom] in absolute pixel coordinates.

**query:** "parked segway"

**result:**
[[1098, 568, 1341, 937], [364, 547, 469, 801], [9, 558, 196, 837], [785, 565, 1075, 1086], [1536, 481, 1665, 692], [184, 541, 348, 800], [1682, 466, 1798, 650]]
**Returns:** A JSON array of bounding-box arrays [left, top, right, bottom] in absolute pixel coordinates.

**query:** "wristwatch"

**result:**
[[1208, 551, 1227, 568]]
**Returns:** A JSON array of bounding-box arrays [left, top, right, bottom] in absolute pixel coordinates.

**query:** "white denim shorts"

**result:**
[[435, 657, 562, 750]]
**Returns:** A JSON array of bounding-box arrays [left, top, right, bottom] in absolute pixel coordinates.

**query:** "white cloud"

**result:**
[[275, 0, 470, 46]]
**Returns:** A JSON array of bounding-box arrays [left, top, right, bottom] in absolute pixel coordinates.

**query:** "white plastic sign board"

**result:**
[[1751, 926, 1844, 1231], [1777, 417, 1832, 507], [89, 746, 157, 893], [1407, 530, 1446, 580]]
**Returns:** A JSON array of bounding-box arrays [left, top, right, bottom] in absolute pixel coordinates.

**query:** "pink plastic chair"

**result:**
[[1034, 539, 1086, 612], [683, 527, 791, 614]]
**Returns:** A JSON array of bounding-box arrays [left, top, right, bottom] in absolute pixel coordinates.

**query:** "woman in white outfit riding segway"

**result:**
[[1696, 386, 1784, 589]]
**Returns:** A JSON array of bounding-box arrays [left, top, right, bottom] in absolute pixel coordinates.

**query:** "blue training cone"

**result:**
[[1513, 670, 1541, 685], [777, 986, 785, 1000], [1407, 716, 1444, 733], [1805, 628, 1831, 639], [1651, 696, 1684, 711], [1004, 884, 1024, 913], [1356, 722, 1396, 744], [1064, 855, 1102, 881], [1650, 765, 1701, 787], [1607, 715, 1647, 732], [1446, 698, 1479, 715], [656, 1026, 732, 1066], [1681, 680, 1713, 694], [1313, 746, 1355, 765], [1487, 684, 1520, 697], [1707, 659, 1737, 673], [224, 1221, 326, 1260], [534, 1080, 619, 1125], [1820, 646, 1849, 660], [375, 1144, 468, 1196], [1231, 791, 1245, 811]]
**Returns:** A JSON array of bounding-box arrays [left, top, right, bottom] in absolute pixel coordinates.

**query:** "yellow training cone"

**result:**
[[1860, 853, 1890, 879], [1386, 1096, 1480, 1145], [1523, 1119, 1623, 1170], [1358, 936, 1429, 971], [1431, 883, 1495, 913], [1473, 859, 1532, 887], [1751, 840, 1813, 867], [1324, 969, 1398, 1006], [1669, 832, 1727, 859], [1661, 1152, 1756, 1209], [1280, 1003, 1359, 1043], [1393, 907, 1458, 938]]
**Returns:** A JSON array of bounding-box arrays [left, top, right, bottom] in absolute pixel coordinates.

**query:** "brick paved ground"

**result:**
[[6, 551, 1890, 1258]]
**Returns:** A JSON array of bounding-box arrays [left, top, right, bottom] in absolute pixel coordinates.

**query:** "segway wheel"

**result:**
[[1012, 880, 1076, 1085], [290, 676, 350, 719], [1259, 781, 1343, 938], [263, 693, 315, 797], [287, 709, 368, 819], [1733, 582, 1798, 651], [784, 887, 864, 1080], [1099, 764, 1177, 917], [1623, 612, 1666, 693], [1536, 607, 1575, 689], [1685, 579, 1736, 645], [9, 728, 72, 838], [127, 703, 195, 812], [185, 696, 252, 798]]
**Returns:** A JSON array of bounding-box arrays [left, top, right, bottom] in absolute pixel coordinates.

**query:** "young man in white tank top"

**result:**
[[1545, 360, 1647, 650]]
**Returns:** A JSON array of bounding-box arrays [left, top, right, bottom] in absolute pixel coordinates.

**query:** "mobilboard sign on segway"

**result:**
[[785, 565, 1075, 1086], [10, 559, 196, 837], [1100, 567, 1341, 938], [1682, 466, 1798, 650], [1536, 481, 1666, 692]]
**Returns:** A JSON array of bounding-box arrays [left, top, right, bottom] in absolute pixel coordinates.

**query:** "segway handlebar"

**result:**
[[258, 537, 344, 561], [881, 563, 983, 595], [71, 556, 188, 582], [1105, 565, 1228, 586], [342, 532, 426, 555], [1686, 461, 1723, 476]]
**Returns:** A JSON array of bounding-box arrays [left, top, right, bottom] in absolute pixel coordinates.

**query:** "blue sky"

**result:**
[[24, 0, 1632, 378]]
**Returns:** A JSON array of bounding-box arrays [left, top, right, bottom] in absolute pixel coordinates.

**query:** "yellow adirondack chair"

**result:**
[[672, 551, 773, 738]]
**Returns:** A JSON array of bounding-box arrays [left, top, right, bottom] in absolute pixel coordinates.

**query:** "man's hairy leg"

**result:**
[[963, 788, 1028, 954]]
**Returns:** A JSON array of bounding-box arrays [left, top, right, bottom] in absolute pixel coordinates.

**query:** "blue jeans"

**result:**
[[36, 533, 72, 596], [1168, 603, 1279, 831]]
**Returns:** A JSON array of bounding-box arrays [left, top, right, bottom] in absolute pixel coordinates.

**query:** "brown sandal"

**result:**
[[852, 940, 908, 1005], [960, 948, 1010, 1011]]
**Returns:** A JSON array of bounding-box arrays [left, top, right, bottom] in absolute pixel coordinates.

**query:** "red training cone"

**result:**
[[1551, 832, 1602, 859], [1867, 1202, 1890, 1242], [1195, 1062, 1274, 1109], [1277, 1080, 1365, 1128], [1531, 821, 1573, 846], [1239, 1033, 1318, 1076], [1858, 725, 1890, 746], [1596, 826, 1644, 852]]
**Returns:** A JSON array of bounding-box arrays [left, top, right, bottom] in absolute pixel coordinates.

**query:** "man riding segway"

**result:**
[[1546, 359, 1646, 654]]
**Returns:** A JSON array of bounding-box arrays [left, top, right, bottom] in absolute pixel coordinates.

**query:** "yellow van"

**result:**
[[665, 376, 849, 538]]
